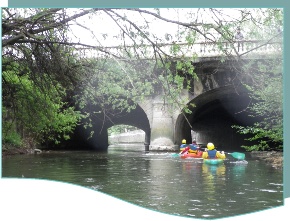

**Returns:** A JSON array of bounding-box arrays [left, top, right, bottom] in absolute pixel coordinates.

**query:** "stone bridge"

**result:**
[[72, 39, 282, 152]]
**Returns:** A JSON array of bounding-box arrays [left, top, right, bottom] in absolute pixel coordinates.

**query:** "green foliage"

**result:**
[[170, 43, 181, 55], [232, 58, 283, 151], [3, 131, 22, 148], [2, 108, 22, 148], [232, 124, 282, 151], [75, 58, 156, 116], [2, 62, 83, 144]]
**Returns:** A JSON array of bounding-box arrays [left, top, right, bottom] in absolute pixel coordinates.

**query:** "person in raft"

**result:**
[[180, 139, 200, 154], [191, 139, 199, 148], [180, 139, 190, 154], [202, 142, 226, 159], [180, 139, 188, 148], [188, 139, 200, 154]]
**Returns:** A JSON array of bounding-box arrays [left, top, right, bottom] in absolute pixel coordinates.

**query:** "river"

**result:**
[[1, 145, 283, 219]]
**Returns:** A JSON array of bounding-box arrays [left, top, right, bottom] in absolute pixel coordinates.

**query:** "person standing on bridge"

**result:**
[[235, 27, 244, 52]]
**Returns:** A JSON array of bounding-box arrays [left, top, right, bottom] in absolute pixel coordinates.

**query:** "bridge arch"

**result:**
[[71, 103, 151, 151], [175, 85, 252, 151]]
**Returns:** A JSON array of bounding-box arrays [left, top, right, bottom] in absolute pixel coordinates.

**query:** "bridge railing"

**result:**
[[157, 39, 283, 58], [77, 39, 282, 59]]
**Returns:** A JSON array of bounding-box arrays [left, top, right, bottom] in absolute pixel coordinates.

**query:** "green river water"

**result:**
[[2, 145, 283, 219]]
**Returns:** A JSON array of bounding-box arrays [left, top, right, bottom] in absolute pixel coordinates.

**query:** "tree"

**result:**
[[232, 64, 283, 151], [2, 60, 83, 145], [2, 8, 90, 146]]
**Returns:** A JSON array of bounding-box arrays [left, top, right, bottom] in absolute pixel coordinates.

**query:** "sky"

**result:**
[[68, 8, 246, 47], [65, 8, 253, 59]]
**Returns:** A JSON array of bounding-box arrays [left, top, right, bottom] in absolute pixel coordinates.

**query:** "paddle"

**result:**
[[171, 146, 192, 157], [171, 147, 190, 157], [225, 152, 245, 160]]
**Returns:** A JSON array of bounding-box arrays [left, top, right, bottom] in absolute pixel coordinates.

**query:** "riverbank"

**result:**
[[2, 147, 35, 159], [250, 151, 283, 169]]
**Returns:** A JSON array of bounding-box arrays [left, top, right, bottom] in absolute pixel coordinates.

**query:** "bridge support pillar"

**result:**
[[149, 99, 178, 151]]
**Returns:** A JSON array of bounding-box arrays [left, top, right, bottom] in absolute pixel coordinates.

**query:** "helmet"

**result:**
[[182, 139, 186, 144], [207, 142, 215, 150]]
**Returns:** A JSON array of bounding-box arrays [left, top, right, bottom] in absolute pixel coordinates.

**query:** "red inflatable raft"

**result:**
[[180, 151, 203, 159]]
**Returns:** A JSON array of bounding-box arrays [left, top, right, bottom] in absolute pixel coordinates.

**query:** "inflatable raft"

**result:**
[[180, 151, 203, 159], [203, 158, 224, 165]]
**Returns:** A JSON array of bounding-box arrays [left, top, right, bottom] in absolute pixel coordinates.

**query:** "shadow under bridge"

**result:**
[[72, 104, 151, 151], [175, 85, 254, 152]]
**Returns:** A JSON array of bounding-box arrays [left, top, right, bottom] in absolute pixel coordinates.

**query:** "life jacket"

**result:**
[[180, 144, 188, 148], [189, 144, 199, 153], [207, 150, 217, 159], [189, 144, 198, 150]]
